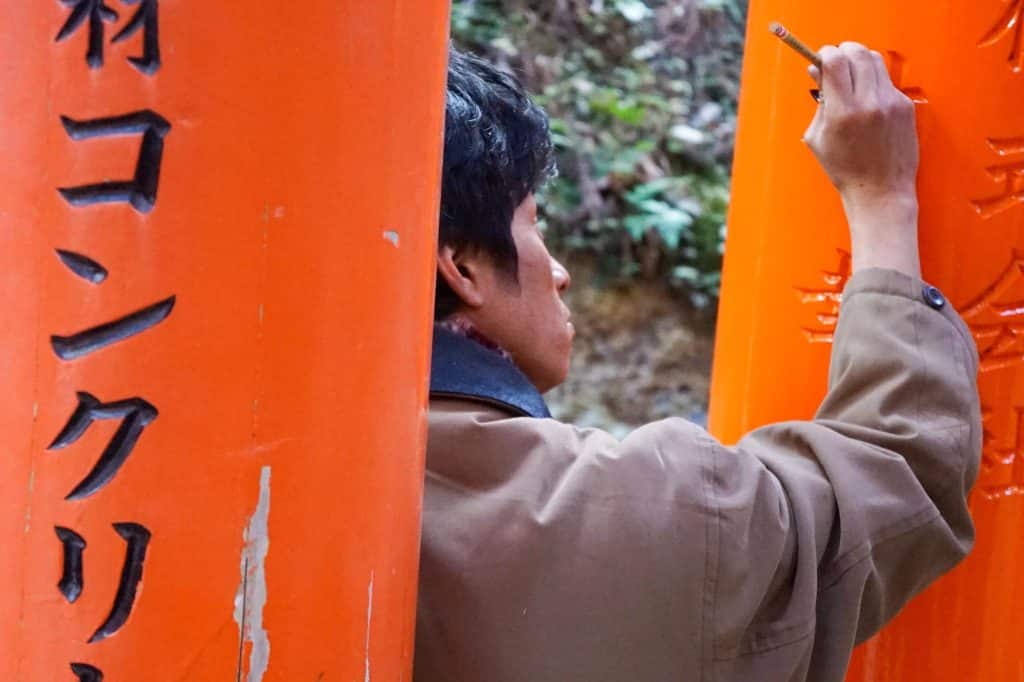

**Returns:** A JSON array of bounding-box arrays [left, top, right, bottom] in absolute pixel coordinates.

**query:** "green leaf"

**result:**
[[624, 215, 650, 241], [673, 265, 700, 282], [626, 178, 677, 204]]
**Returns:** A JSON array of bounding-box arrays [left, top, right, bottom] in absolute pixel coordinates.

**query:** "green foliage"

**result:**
[[451, 0, 747, 307]]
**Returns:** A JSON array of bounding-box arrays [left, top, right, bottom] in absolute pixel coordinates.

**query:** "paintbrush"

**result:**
[[769, 22, 823, 101]]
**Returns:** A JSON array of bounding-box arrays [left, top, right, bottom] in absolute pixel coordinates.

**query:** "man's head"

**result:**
[[437, 49, 573, 393]]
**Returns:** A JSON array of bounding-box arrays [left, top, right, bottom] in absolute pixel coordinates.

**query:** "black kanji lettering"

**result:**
[[48, 392, 158, 501], [70, 662, 103, 682], [56, 250, 108, 284], [89, 523, 151, 643], [51, 296, 175, 361], [55, 527, 86, 603], [111, 0, 159, 74], [56, 0, 118, 69], [57, 111, 171, 213]]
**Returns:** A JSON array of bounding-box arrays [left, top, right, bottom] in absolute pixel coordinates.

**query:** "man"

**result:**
[[416, 44, 981, 681]]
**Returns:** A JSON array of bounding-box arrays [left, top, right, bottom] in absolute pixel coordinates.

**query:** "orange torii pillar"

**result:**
[[710, 1, 1024, 680], [0, 2, 449, 679]]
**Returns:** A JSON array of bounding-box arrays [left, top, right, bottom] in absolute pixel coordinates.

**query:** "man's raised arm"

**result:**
[[705, 41, 980, 677]]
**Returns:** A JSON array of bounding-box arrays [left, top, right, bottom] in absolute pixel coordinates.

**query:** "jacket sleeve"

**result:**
[[417, 267, 980, 682], [704, 267, 981, 668]]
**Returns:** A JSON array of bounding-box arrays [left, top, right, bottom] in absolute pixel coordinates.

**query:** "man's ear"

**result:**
[[437, 244, 487, 309]]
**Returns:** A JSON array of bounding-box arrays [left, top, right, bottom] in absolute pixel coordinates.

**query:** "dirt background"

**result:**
[[545, 255, 717, 437]]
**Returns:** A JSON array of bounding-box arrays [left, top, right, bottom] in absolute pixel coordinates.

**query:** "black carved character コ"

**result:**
[[57, 110, 171, 213]]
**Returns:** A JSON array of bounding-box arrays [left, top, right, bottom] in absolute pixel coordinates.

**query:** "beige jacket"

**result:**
[[415, 268, 982, 681]]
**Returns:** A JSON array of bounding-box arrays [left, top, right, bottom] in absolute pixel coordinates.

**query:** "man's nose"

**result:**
[[552, 258, 571, 293]]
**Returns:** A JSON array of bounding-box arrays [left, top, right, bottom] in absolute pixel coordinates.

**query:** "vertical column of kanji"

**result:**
[[7, 0, 175, 679], [711, 1, 1024, 680], [5, 1, 450, 679]]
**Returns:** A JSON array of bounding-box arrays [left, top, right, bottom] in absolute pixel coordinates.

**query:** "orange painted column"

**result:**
[[0, 2, 448, 679], [710, 2, 1024, 680]]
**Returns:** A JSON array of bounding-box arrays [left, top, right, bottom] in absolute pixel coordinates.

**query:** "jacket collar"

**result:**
[[430, 325, 551, 419]]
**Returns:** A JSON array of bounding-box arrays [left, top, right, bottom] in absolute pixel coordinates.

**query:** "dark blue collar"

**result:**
[[429, 325, 551, 418]]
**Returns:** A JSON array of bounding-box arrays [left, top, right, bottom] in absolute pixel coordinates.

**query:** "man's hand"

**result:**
[[803, 42, 921, 279]]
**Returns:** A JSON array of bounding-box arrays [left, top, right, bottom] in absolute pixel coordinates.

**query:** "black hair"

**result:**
[[435, 47, 556, 319]]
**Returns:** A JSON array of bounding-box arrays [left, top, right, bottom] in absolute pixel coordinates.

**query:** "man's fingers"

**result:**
[[808, 64, 822, 87], [808, 65, 823, 103], [840, 42, 877, 97], [870, 50, 901, 102], [818, 46, 853, 104], [870, 51, 889, 85]]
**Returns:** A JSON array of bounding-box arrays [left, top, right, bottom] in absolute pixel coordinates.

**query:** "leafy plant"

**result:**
[[452, 0, 748, 308]]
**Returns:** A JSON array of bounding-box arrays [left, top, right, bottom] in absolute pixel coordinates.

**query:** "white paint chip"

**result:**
[[234, 466, 272, 682], [365, 570, 375, 682], [23, 469, 35, 533], [382, 230, 400, 247]]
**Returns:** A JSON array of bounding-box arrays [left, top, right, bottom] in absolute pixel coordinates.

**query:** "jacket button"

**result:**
[[923, 285, 946, 310]]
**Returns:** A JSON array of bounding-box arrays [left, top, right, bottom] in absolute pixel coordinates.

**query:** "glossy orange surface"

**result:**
[[0, 2, 449, 679], [710, 2, 1024, 679]]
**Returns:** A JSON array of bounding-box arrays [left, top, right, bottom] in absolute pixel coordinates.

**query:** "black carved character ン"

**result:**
[[112, 0, 160, 75], [56, 0, 118, 69], [57, 110, 172, 213], [51, 248, 174, 360], [51, 296, 175, 361], [89, 523, 152, 643], [56, 250, 108, 284], [48, 392, 159, 501]]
